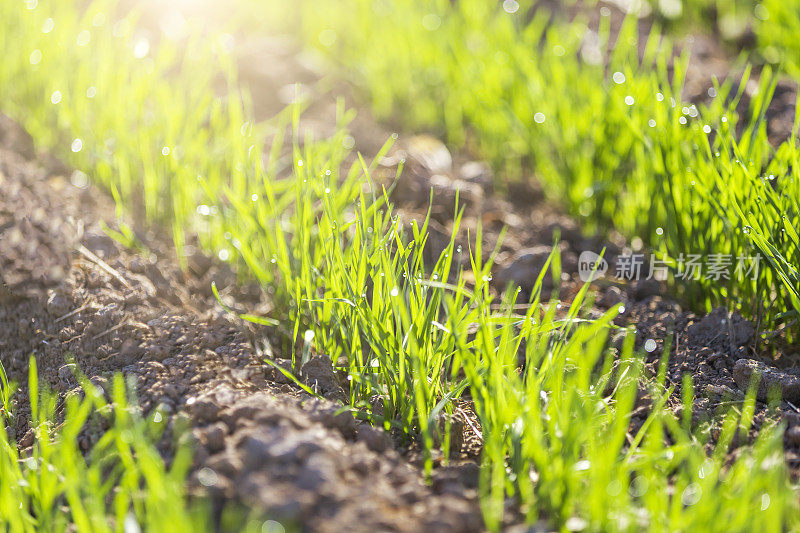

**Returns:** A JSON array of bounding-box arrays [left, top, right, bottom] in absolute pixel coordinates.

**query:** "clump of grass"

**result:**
[[0, 0, 250, 259], [0, 359, 207, 531], [200, 103, 482, 460], [754, 0, 800, 76], [228, 121, 800, 527], [262, 0, 800, 333], [720, 101, 800, 332], [450, 268, 797, 531]]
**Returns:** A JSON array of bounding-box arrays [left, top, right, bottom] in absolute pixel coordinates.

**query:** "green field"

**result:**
[[1, 0, 800, 531]]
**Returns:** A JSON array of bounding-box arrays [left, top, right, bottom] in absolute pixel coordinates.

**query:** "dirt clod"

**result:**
[[732, 359, 800, 402], [300, 355, 346, 403]]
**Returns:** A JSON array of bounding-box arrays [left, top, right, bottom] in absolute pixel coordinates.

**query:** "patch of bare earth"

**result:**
[[0, 114, 482, 532]]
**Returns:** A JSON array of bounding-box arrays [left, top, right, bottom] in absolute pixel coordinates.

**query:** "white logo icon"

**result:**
[[578, 251, 608, 282]]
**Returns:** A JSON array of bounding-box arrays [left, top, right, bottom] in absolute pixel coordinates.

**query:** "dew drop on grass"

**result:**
[[251, 193, 258, 202], [721, 116, 728, 123], [629, 476, 649, 497], [679, 116, 687, 125], [50, 90, 62, 104], [648, 119, 656, 127], [390, 286, 399, 297], [644, 338, 657, 352], [196, 205, 210, 216], [534, 112, 545, 123], [606, 480, 623, 497], [612, 71, 625, 84], [133, 38, 150, 58], [743, 226, 751, 235], [655, 227, 663, 236], [197, 467, 218, 487], [262, 520, 285, 533], [754, 3, 770, 21], [25, 0, 37, 10], [42, 18, 54, 33], [92, 12, 106, 27], [70, 170, 89, 189], [324, 187, 331, 194], [503, 0, 520, 14], [624, 96, 634, 106], [297, 159, 304, 167], [574, 459, 591, 471], [122, 513, 140, 533], [318, 29, 336, 46], [86, 86, 96, 98], [681, 483, 702, 506], [703, 125, 711, 134], [656, 92, 664, 101], [304, 329, 315, 343], [755, 492, 772, 513], [161, 146, 170, 156], [565, 517, 588, 532], [113, 19, 130, 38], [71, 138, 83, 153], [618, 305, 626, 314], [422, 13, 441, 31], [29, 49, 42, 65], [218, 249, 230, 261], [76, 30, 91, 47]]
